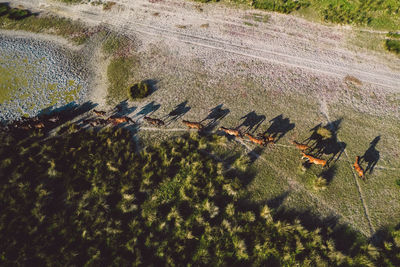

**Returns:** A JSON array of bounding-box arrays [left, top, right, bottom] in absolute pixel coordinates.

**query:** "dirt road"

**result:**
[[9, 0, 400, 91]]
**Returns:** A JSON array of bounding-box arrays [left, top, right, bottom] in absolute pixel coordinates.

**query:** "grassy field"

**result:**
[[124, 40, 400, 239]]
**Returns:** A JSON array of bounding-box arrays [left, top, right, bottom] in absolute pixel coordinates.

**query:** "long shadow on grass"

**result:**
[[360, 136, 380, 174], [135, 101, 161, 119], [263, 114, 295, 143], [113, 99, 136, 116], [237, 111, 265, 133], [304, 119, 346, 166], [201, 104, 230, 131], [164, 101, 191, 125]]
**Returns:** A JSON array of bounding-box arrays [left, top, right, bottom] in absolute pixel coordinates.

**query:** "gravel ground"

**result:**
[[0, 34, 89, 121]]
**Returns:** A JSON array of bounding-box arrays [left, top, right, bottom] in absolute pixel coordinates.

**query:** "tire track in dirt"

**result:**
[[107, 19, 400, 90]]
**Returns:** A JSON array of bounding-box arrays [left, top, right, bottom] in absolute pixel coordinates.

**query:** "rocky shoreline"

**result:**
[[0, 33, 89, 122]]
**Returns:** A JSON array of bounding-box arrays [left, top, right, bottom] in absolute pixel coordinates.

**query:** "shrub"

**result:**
[[127, 81, 150, 100], [385, 39, 400, 54], [0, 3, 9, 16], [387, 32, 400, 39], [316, 126, 333, 140]]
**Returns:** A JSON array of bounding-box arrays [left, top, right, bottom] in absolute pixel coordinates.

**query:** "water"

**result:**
[[0, 34, 88, 121]]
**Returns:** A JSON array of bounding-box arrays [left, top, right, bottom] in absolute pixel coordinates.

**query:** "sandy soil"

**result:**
[[10, 0, 400, 93]]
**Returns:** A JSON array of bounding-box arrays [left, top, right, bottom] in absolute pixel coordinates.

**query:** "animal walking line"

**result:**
[[4, 101, 386, 237]]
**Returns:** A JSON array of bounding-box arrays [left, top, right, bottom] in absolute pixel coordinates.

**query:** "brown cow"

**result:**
[[108, 116, 135, 125], [353, 156, 365, 179], [301, 152, 327, 167], [257, 133, 275, 144], [182, 120, 204, 130], [144, 116, 165, 126], [33, 122, 45, 129], [291, 140, 310, 151], [219, 127, 242, 138], [245, 133, 266, 146], [93, 109, 107, 116]]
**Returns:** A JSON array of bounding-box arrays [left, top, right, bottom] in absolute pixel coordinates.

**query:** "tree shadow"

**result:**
[[247, 146, 264, 164], [113, 99, 136, 116], [266, 191, 289, 209], [264, 114, 295, 142], [5, 101, 97, 134], [360, 136, 380, 174], [164, 101, 191, 124], [305, 119, 346, 166], [135, 101, 161, 119], [237, 111, 265, 133], [201, 104, 230, 131]]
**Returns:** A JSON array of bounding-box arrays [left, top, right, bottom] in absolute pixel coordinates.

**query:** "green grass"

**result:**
[[195, 0, 400, 31], [102, 33, 130, 56], [0, 3, 90, 44], [106, 56, 137, 103]]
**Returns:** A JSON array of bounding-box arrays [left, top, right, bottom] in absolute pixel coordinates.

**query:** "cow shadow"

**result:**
[[113, 99, 136, 116], [237, 111, 265, 133], [164, 101, 191, 124], [264, 114, 295, 142], [360, 136, 380, 174], [201, 104, 230, 131], [305, 119, 346, 166], [135, 101, 161, 119], [39, 101, 97, 125]]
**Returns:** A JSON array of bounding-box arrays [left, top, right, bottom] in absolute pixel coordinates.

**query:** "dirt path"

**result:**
[[10, 0, 400, 92]]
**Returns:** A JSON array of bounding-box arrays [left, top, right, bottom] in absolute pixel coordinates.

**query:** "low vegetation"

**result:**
[[0, 3, 90, 44], [384, 39, 400, 54], [103, 33, 138, 103], [1, 121, 400, 265], [194, 0, 400, 30]]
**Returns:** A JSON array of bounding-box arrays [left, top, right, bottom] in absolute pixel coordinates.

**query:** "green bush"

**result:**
[[0, 3, 9, 16], [385, 39, 400, 54], [8, 8, 31, 20], [127, 81, 150, 100]]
